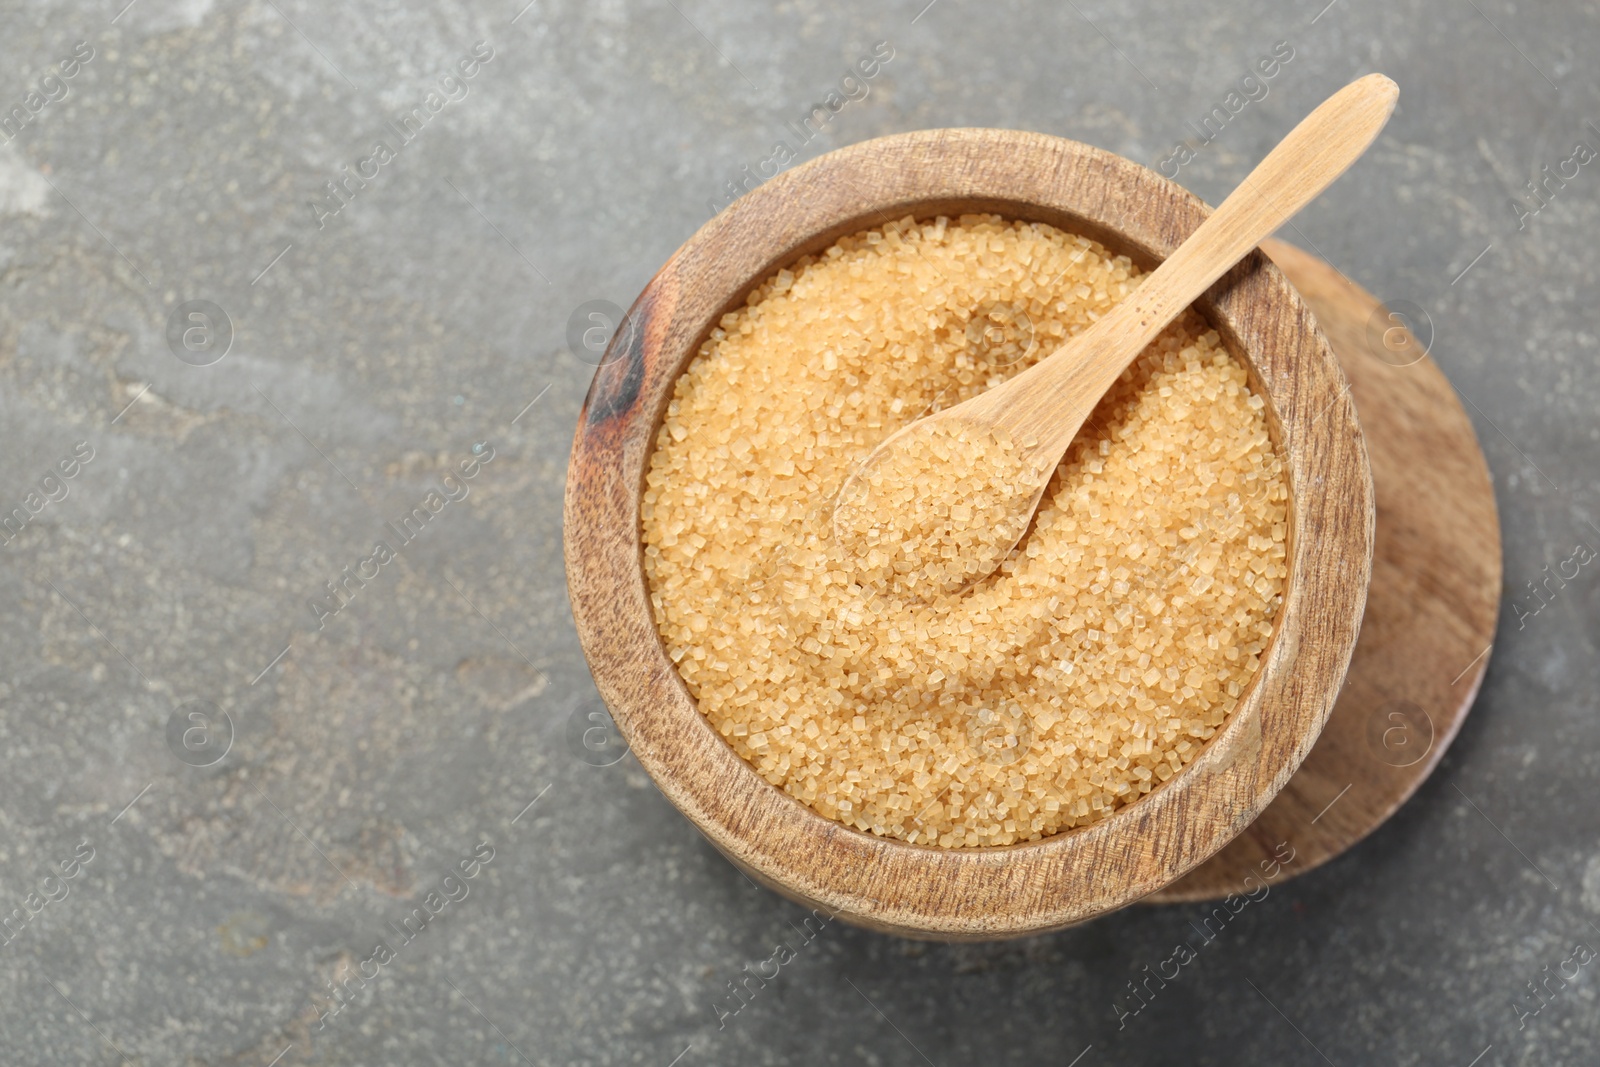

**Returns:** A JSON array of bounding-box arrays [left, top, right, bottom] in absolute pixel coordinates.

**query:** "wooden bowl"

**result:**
[[564, 129, 1374, 939]]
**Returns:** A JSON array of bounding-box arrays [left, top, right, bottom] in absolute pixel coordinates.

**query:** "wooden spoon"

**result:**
[[832, 73, 1398, 598]]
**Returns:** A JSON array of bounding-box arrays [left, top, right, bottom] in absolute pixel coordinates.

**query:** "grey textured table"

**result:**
[[1, 1, 1596, 1064]]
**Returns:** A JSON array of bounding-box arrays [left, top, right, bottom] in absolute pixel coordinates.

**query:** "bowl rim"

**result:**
[[564, 127, 1374, 939]]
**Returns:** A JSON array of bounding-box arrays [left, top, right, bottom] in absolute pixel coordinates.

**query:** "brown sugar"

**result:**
[[641, 215, 1289, 848]]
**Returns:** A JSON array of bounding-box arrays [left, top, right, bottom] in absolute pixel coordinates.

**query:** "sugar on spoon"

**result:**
[[832, 73, 1398, 600]]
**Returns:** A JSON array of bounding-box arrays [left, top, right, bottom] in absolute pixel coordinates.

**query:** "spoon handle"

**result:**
[[983, 73, 1398, 455]]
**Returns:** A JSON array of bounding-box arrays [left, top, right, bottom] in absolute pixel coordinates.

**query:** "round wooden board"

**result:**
[[1145, 238, 1502, 903]]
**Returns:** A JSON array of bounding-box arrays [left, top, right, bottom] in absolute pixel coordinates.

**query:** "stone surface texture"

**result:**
[[0, 1, 1595, 1064]]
